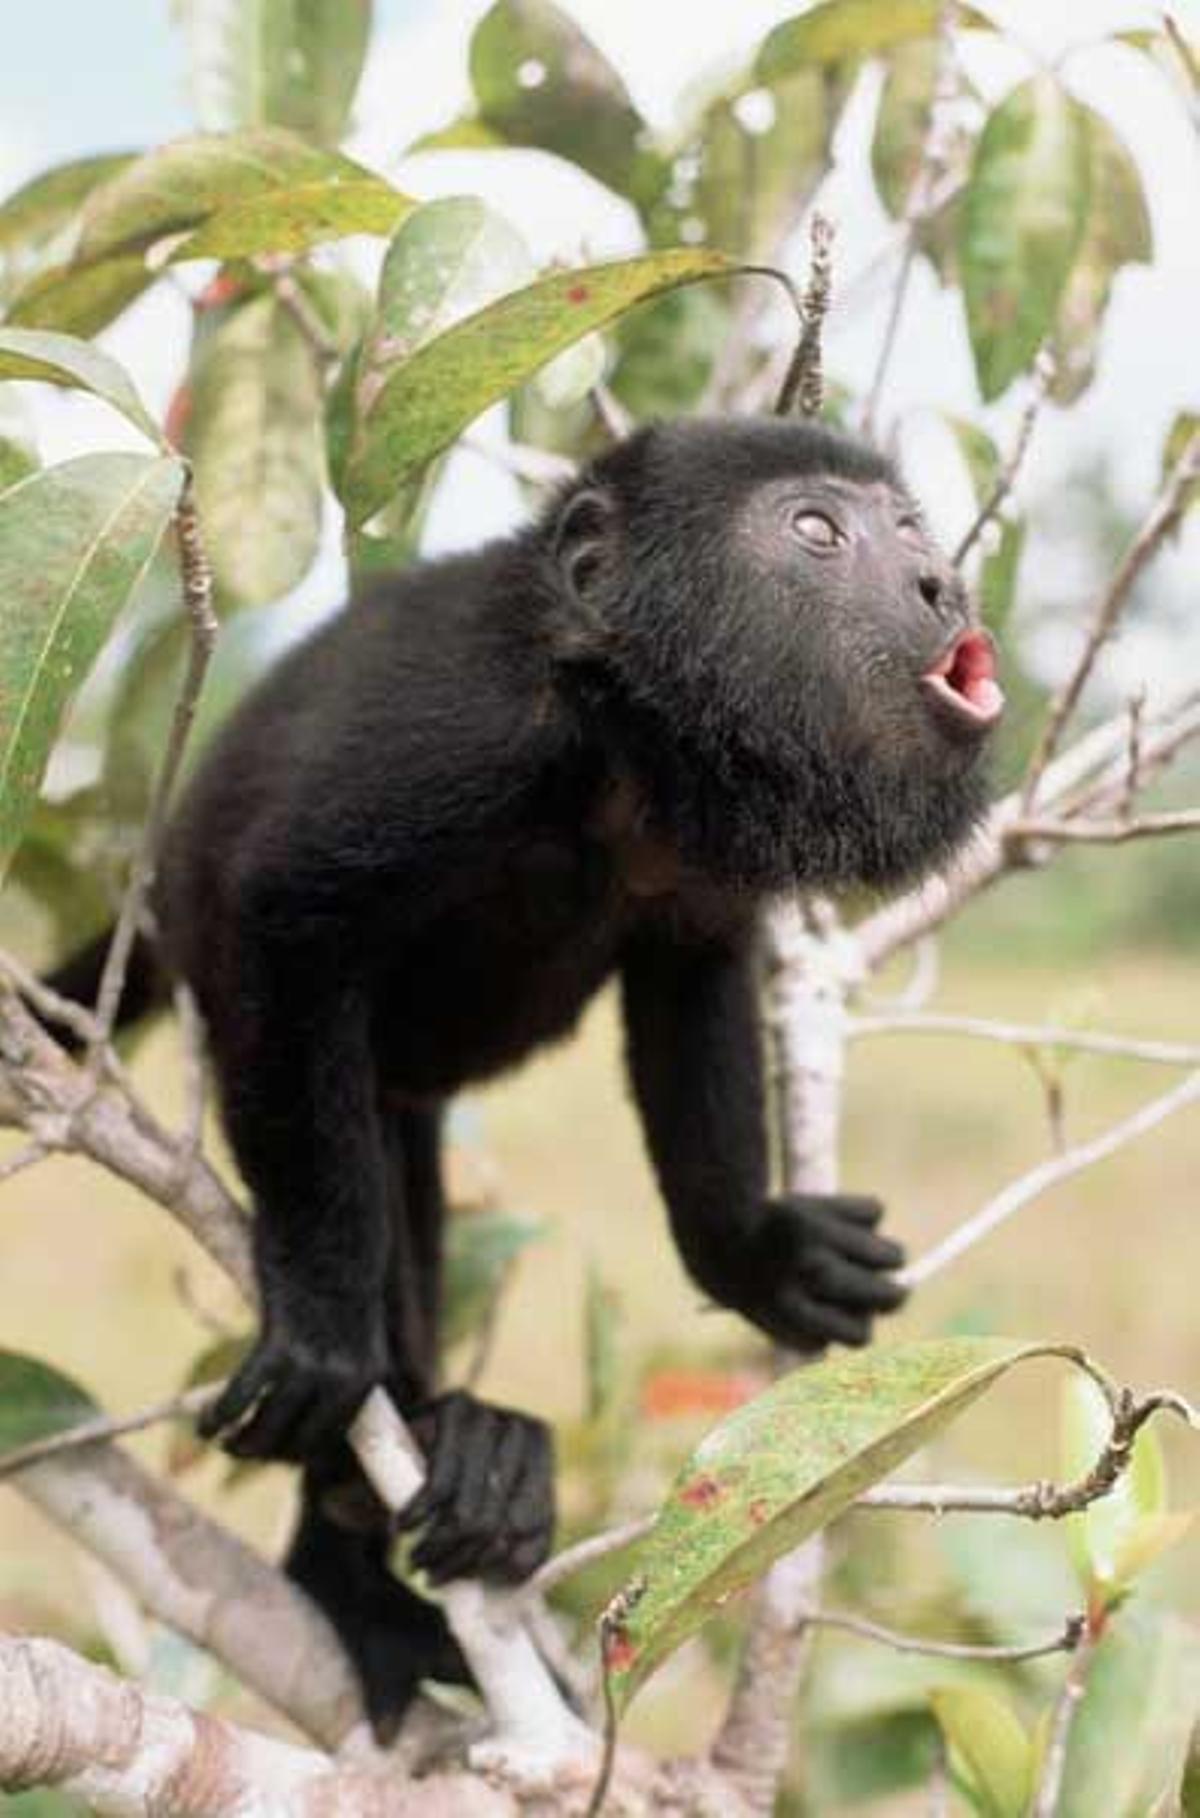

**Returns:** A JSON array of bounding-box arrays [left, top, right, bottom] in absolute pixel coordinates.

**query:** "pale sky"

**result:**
[[1, 1, 1197, 691]]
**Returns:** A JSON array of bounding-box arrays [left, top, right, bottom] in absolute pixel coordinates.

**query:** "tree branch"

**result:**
[[808, 1607, 1084, 1664], [849, 1009, 1200, 1068], [953, 350, 1054, 567], [1005, 808, 1200, 848], [776, 214, 835, 419]]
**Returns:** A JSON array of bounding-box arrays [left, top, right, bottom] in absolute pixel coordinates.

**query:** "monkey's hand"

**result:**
[[717, 1194, 907, 1352], [396, 1390, 555, 1586], [198, 1292, 389, 1463]]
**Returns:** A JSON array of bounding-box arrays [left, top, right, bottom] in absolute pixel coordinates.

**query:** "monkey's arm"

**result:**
[[620, 926, 906, 1350]]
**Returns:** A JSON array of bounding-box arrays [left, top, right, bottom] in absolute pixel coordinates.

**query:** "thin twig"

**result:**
[[1120, 688, 1147, 818], [1021, 431, 1200, 805], [901, 1070, 1200, 1286], [464, 434, 576, 489], [953, 350, 1054, 567], [0, 948, 100, 1046], [0, 1384, 218, 1479], [87, 474, 218, 1066], [590, 383, 632, 442], [849, 1010, 1200, 1068], [527, 1516, 657, 1600], [1163, 12, 1200, 107], [807, 1607, 1084, 1664], [1006, 809, 1200, 847], [1030, 1618, 1104, 1817], [271, 270, 340, 363], [776, 213, 835, 419]]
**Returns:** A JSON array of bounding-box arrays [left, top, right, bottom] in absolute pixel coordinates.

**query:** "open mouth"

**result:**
[[921, 629, 1004, 730]]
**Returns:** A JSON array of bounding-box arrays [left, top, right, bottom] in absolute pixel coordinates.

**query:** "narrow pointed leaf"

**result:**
[[930, 1686, 1032, 1818], [5, 253, 153, 339], [342, 248, 739, 524], [0, 453, 184, 875], [178, 0, 372, 146], [170, 176, 409, 262], [1163, 412, 1200, 517], [757, 0, 992, 80], [190, 295, 324, 606], [959, 77, 1091, 401], [468, 0, 667, 211], [0, 328, 164, 447], [0, 1350, 99, 1455], [1049, 109, 1151, 404], [76, 128, 387, 262], [604, 1337, 1078, 1712]]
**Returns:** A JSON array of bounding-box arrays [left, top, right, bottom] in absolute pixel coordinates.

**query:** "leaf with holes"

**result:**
[[603, 1338, 1080, 1713], [0, 328, 164, 447], [756, 0, 992, 80], [1048, 108, 1151, 404], [0, 453, 185, 877], [467, 0, 667, 212], [959, 77, 1091, 401], [341, 248, 741, 525], [178, 0, 372, 146], [0, 1349, 100, 1458], [189, 295, 324, 606], [693, 70, 835, 261]]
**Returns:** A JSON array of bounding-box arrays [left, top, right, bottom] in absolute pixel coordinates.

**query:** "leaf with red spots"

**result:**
[[604, 1337, 1090, 1714], [340, 246, 752, 526]]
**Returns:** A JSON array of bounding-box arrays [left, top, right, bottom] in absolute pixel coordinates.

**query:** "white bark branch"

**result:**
[[849, 1010, 1200, 1068]]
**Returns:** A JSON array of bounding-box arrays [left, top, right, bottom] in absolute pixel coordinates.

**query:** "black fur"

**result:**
[[48, 417, 995, 1730]]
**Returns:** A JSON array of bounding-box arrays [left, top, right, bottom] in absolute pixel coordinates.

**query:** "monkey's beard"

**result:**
[[628, 709, 993, 897]]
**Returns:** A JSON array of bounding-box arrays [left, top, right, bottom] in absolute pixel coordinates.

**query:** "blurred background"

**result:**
[[0, 2, 1197, 1810]]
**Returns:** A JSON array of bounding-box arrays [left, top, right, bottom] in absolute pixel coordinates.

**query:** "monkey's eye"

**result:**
[[791, 510, 842, 550]]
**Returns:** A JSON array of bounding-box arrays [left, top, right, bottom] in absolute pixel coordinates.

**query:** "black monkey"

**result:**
[[48, 417, 1002, 1732]]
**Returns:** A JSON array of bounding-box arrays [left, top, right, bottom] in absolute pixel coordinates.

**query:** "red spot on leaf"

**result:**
[[748, 1499, 769, 1527], [680, 1474, 724, 1510], [566, 283, 590, 304], [604, 1632, 637, 1674]]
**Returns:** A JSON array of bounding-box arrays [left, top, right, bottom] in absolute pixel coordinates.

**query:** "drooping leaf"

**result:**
[[341, 248, 740, 524], [442, 1211, 544, 1350], [0, 327, 164, 447], [0, 388, 38, 491], [0, 1349, 99, 1456], [0, 152, 136, 302], [4, 253, 154, 339], [693, 71, 832, 260], [1049, 109, 1152, 404], [959, 76, 1091, 401], [467, 0, 668, 211], [1059, 1605, 1200, 1817], [756, 0, 992, 81], [189, 294, 324, 607], [0, 453, 185, 877], [604, 1337, 1078, 1712], [172, 176, 410, 261], [76, 128, 391, 263], [177, 0, 372, 146], [930, 1686, 1032, 1818]]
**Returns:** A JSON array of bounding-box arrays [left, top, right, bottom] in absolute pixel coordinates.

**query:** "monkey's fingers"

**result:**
[[396, 1391, 476, 1532], [197, 1347, 280, 1444], [810, 1210, 905, 1273], [805, 1250, 908, 1314], [824, 1195, 885, 1228], [223, 1374, 315, 1460], [772, 1287, 873, 1350]]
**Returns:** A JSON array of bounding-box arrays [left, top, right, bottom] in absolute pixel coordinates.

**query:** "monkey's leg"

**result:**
[[282, 1103, 466, 1742]]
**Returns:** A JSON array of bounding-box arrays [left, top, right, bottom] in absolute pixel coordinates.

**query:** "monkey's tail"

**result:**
[[42, 927, 172, 1052]]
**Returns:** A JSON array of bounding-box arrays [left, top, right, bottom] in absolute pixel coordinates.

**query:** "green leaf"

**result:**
[[944, 415, 1001, 505], [610, 283, 728, 417], [442, 1212, 544, 1350], [0, 152, 136, 300], [76, 127, 388, 263], [342, 248, 740, 524], [407, 116, 509, 155], [980, 517, 1023, 630], [0, 388, 39, 492], [178, 0, 372, 146], [1163, 411, 1200, 517], [468, 0, 667, 211], [960, 76, 1091, 401], [872, 39, 938, 217], [167, 1333, 251, 1474], [189, 294, 324, 607], [1049, 109, 1152, 404], [0, 453, 185, 877], [584, 1265, 622, 1424], [1181, 1719, 1200, 1817], [0, 1349, 99, 1455], [1062, 1374, 1168, 1595], [604, 1337, 1077, 1712], [693, 71, 832, 260], [930, 1685, 1032, 1818], [0, 327, 164, 447], [757, 0, 992, 80], [1059, 1605, 1200, 1817], [4, 253, 153, 339], [172, 176, 410, 261]]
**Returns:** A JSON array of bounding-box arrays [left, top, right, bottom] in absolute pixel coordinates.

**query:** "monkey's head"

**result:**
[[546, 416, 1003, 893]]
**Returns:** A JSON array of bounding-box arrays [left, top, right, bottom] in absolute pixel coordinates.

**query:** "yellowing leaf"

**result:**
[[757, 0, 992, 80], [931, 1685, 1032, 1818]]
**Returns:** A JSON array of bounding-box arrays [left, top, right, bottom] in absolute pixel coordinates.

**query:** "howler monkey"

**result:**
[[49, 417, 1002, 1732]]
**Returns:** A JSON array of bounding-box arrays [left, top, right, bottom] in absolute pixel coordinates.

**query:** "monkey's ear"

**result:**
[[553, 485, 618, 610]]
